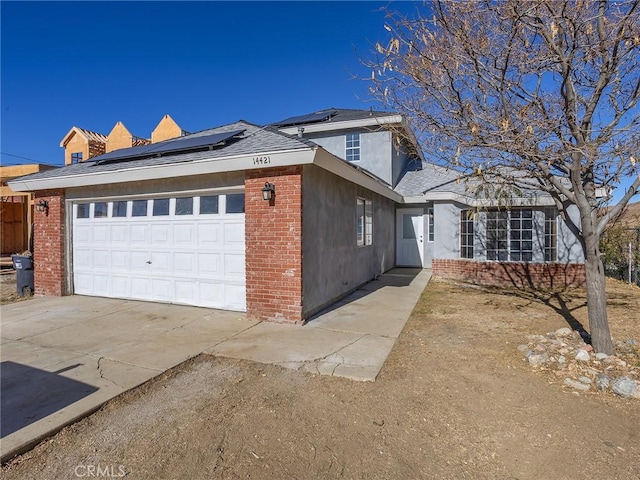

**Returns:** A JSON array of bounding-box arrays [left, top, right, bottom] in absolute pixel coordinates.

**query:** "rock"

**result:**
[[626, 338, 639, 347], [555, 327, 572, 336], [578, 376, 592, 384], [611, 377, 638, 398], [526, 334, 547, 342], [526, 351, 550, 366], [596, 374, 611, 391], [558, 355, 566, 364], [575, 350, 591, 362], [595, 352, 609, 360], [565, 378, 590, 391], [583, 344, 594, 352], [517, 344, 529, 352]]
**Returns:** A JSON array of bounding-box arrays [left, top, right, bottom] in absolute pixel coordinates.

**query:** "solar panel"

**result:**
[[93, 129, 246, 165], [272, 110, 337, 127]]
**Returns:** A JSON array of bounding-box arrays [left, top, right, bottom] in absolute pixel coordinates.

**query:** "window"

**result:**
[[544, 207, 557, 262], [200, 195, 219, 214], [153, 198, 170, 216], [132, 200, 148, 217], [356, 197, 373, 246], [483, 208, 556, 262], [427, 207, 434, 242], [509, 209, 534, 262], [71, 152, 83, 163], [346, 133, 361, 162], [460, 211, 475, 259], [175, 197, 193, 215], [94, 202, 108, 218], [112, 201, 127, 218], [76, 203, 90, 219], [486, 210, 509, 261], [226, 194, 245, 214]]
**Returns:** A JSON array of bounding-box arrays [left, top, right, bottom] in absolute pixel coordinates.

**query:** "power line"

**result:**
[[0, 152, 61, 167]]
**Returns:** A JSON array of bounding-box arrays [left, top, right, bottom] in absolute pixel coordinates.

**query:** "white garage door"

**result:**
[[72, 193, 246, 311]]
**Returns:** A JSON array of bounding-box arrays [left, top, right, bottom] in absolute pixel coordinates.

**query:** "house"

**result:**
[[1, 164, 57, 262], [59, 115, 185, 165], [8, 108, 585, 324]]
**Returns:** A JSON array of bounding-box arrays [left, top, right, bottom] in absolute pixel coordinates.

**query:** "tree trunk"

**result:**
[[583, 246, 614, 355]]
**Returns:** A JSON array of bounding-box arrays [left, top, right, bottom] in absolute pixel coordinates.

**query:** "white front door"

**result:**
[[396, 208, 424, 267]]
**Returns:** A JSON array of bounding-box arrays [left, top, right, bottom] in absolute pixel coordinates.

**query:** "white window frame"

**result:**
[[356, 196, 373, 246], [346, 133, 361, 162]]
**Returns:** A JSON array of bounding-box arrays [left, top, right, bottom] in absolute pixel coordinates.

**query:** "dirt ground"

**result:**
[[1, 272, 31, 305], [2, 278, 640, 479]]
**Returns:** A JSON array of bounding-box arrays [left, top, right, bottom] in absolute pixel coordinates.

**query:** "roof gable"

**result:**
[[59, 126, 108, 148]]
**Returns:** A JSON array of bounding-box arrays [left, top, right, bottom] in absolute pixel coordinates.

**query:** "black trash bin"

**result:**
[[11, 254, 34, 296]]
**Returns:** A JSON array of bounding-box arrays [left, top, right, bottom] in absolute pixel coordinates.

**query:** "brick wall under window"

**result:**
[[33, 189, 67, 296], [432, 258, 586, 289], [245, 166, 303, 323]]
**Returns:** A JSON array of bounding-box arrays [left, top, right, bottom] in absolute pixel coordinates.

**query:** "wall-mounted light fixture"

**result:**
[[261, 182, 276, 201], [35, 200, 49, 214]]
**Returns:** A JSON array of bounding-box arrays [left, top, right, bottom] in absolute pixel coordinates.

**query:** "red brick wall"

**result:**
[[245, 167, 303, 323], [33, 189, 67, 296], [432, 259, 586, 289]]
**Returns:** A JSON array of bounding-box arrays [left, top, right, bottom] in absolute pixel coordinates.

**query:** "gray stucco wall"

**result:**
[[302, 164, 395, 317], [427, 201, 585, 264], [557, 204, 585, 263], [433, 201, 464, 260], [305, 129, 397, 186]]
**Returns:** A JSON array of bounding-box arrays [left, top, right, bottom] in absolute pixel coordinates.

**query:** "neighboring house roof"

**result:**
[[59, 126, 108, 147]]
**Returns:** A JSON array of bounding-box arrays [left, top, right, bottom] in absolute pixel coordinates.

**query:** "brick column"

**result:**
[[33, 189, 66, 296], [245, 166, 303, 323]]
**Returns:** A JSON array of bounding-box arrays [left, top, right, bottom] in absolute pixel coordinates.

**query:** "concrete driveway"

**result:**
[[1, 268, 430, 462]]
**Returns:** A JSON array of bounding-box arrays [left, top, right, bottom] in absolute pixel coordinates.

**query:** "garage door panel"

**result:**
[[151, 278, 173, 301], [74, 225, 91, 243], [92, 250, 110, 269], [174, 224, 196, 244], [225, 253, 245, 276], [151, 224, 171, 244], [173, 252, 195, 274], [93, 225, 108, 242], [110, 225, 128, 243], [198, 223, 221, 245], [74, 249, 92, 270], [225, 284, 246, 310], [131, 252, 151, 271], [175, 280, 197, 303], [131, 277, 151, 298], [224, 222, 244, 244], [111, 276, 130, 297], [199, 253, 221, 276], [111, 251, 129, 270], [199, 281, 223, 308], [150, 252, 171, 273], [130, 225, 148, 243], [93, 274, 109, 294], [73, 199, 245, 312]]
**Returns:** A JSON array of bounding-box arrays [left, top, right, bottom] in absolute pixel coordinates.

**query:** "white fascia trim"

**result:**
[[279, 115, 403, 135], [402, 192, 556, 207], [8, 148, 317, 191], [313, 149, 402, 202]]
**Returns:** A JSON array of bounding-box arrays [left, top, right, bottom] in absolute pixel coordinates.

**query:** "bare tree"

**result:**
[[369, 0, 640, 353]]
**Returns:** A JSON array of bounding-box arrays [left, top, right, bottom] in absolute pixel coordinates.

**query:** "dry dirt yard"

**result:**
[[3, 278, 640, 480]]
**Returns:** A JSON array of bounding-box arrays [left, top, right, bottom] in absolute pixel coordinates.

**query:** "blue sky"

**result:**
[[2, 1, 407, 167], [1, 1, 635, 205]]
